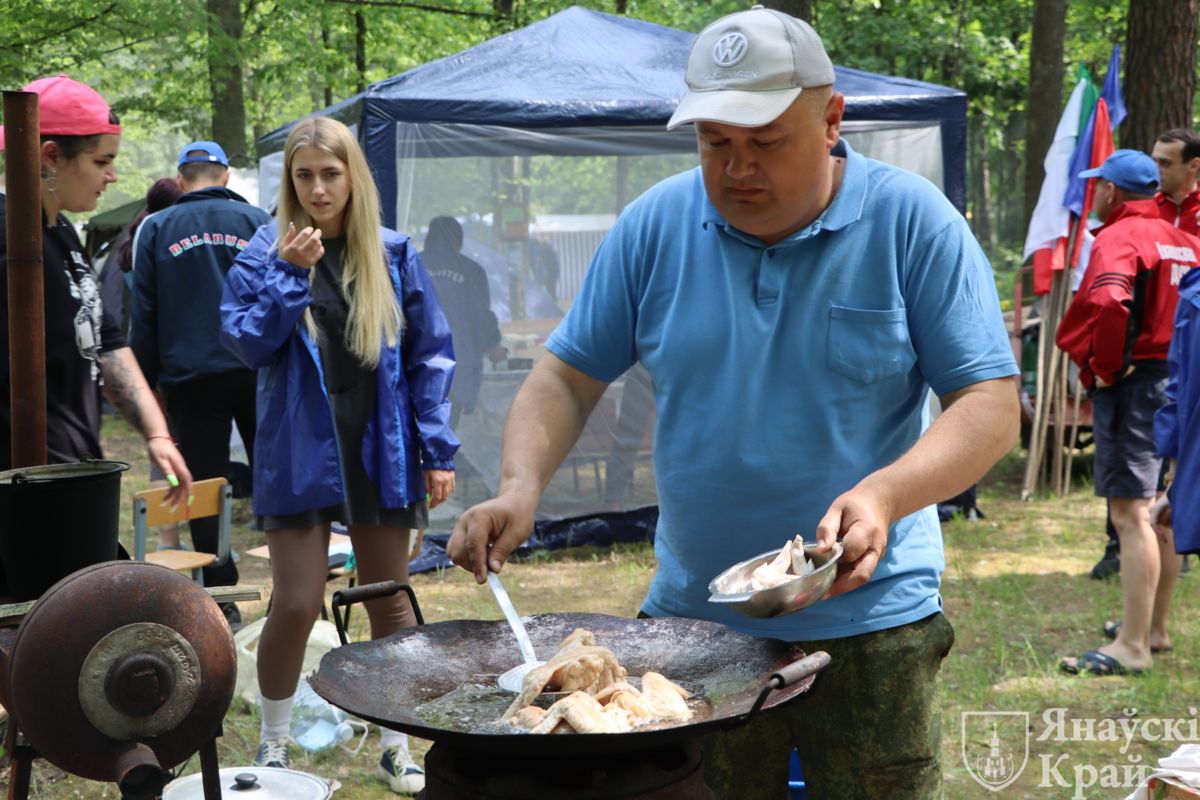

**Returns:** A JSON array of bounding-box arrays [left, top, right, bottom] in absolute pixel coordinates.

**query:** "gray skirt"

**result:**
[[258, 499, 427, 533]]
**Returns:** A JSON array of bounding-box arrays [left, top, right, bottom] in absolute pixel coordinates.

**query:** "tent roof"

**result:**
[[84, 197, 145, 234], [364, 6, 696, 127], [374, 7, 961, 127], [257, 5, 967, 212], [262, 6, 963, 141]]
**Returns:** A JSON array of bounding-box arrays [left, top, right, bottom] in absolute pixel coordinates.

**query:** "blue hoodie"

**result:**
[[1156, 264, 1200, 554], [220, 224, 458, 517]]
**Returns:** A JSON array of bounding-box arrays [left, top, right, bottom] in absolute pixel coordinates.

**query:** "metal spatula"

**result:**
[[486, 571, 544, 692]]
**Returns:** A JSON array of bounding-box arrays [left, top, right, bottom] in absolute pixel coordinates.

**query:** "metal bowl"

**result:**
[[706, 541, 843, 619]]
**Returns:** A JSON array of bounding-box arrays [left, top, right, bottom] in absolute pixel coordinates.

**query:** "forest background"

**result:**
[[2, 0, 1198, 287]]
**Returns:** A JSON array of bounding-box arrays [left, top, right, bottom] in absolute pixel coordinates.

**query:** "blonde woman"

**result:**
[[220, 117, 457, 795]]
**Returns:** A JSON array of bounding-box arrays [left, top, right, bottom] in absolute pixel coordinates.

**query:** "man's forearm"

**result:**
[[99, 347, 171, 439], [497, 354, 608, 499], [857, 376, 1020, 523]]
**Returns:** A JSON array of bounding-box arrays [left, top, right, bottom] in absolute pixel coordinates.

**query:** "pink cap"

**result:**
[[0, 75, 121, 151]]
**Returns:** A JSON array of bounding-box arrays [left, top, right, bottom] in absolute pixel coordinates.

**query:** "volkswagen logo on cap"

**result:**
[[712, 32, 748, 67]]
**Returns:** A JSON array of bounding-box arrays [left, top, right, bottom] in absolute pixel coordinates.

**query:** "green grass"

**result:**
[[940, 452, 1199, 798], [4, 422, 1196, 798]]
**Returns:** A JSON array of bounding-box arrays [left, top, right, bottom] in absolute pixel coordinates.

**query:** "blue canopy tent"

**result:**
[[256, 6, 966, 221], [255, 6, 969, 551]]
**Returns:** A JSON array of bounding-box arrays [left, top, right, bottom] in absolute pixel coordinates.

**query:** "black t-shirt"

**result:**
[[309, 237, 385, 519], [310, 237, 372, 395], [0, 195, 126, 469]]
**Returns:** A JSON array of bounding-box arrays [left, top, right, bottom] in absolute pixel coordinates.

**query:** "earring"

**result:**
[[44, 167, 58, 194]]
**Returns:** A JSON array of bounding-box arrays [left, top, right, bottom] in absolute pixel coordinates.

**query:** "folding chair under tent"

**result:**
[[254, 5, 968, 551]]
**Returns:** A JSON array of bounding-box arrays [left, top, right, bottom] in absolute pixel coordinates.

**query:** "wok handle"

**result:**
[[745, 650, 831, 720], [330, 581, 425, 645]]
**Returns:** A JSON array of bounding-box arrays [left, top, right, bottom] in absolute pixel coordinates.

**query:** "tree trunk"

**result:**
[[1122, 0, 1199, 152], [762, 0, 813, 22], [969, 110, 994, 250], [322, 25, 332, 108], [207, 0, 248, 166], [938, 0, 969, 87], [355, 9, 367, 94], [1001, 113, 1026, 246], [317, 27, 331, 111], [1023, 0, 1068, 225], [493, 0, 514, 32], [615, 0, 627, 13]]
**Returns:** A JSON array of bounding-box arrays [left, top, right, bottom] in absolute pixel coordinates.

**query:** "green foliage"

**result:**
[[2, 0, 1192, 251], [985, 243, 1025, 313]]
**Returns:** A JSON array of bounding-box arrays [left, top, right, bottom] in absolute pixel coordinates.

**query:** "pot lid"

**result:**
[[162, 767, 333, 800]]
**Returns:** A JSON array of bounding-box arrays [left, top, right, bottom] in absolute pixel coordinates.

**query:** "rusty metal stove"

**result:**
[[0, 562, 238, 800]]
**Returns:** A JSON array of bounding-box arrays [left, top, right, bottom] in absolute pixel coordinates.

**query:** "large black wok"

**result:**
[[311, 583, 829, 756]]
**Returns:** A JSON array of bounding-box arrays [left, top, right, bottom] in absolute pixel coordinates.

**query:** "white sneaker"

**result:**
[[377, 745, 425, 795]]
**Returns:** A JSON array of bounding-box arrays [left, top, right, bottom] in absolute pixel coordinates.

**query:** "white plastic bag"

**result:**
[[233, 617, 343, 709]]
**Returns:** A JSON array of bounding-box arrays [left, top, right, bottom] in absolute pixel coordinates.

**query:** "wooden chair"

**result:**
[[133, 477, 232, 586]]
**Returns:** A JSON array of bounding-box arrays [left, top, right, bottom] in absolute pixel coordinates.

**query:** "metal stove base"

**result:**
[[417, 740, 717, 800]]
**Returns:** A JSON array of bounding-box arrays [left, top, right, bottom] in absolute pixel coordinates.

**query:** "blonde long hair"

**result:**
[[277, 117, 402, 366]]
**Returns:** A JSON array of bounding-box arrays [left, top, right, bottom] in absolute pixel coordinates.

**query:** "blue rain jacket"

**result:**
[[1156, 265, 1200, 554], [220, 224, 458, 517]]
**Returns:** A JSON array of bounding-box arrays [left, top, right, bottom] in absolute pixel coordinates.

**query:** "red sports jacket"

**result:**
[[1057, 202, 1200, 388], [1125, 188, 1200, 235]]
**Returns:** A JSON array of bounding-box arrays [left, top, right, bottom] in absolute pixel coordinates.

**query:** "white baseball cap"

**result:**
[[667, 5, 835, 130]]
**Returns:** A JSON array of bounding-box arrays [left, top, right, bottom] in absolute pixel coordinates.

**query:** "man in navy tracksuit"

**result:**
[[130, 142, 271, 622]]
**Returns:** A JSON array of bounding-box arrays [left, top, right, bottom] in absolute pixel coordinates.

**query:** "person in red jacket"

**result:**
[[1091, 129, 1200, 581], [1057, 149, 1200, 676], [1150, 128, 1200, 233]]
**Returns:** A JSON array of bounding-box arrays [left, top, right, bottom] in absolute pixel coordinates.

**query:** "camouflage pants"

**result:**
[[697, 611, 956, 800]]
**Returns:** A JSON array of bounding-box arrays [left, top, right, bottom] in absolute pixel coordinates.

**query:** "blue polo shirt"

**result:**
[[547, 141, 1017, 641]]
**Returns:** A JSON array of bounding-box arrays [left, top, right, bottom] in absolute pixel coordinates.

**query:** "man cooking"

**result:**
[[448, 7, 1018, 798]]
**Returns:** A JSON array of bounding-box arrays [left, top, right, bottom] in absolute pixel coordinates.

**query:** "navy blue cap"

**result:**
[[177, 141, 229, 168], [1078, 149, 1159, 194]]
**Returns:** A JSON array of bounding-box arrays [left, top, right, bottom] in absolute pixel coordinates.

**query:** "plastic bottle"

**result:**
[[291, 678, 354, 753]]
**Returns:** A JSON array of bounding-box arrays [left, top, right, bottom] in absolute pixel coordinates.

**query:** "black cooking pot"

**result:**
[[313, 584, 830, 757], [0, 460, 130, 601]]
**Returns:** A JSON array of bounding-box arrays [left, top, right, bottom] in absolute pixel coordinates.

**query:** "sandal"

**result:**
[[1102, 621, 1172, 653], [1060, 649, 1145, 676]]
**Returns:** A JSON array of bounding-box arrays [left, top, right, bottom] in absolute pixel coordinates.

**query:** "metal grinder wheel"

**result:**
[[6, 561, 236, 786], [78, 622, 202, 740]]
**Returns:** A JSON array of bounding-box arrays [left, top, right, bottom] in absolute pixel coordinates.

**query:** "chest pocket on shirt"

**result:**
[[827, 305, 917, 383]]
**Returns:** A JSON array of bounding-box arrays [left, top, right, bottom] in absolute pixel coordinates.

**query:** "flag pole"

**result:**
[[1022, 266, 1060, 499], [1063, 376, 1085, 491], [1022, 212, 1084, 498], [1049, 209, 1090, 493], [1021, 279, 1052, 499]]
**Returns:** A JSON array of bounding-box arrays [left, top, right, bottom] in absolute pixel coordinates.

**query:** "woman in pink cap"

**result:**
[[0, 75, 191, 504]]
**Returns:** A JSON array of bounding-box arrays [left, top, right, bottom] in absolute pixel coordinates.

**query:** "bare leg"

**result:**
[[347, 525, 416, 639], [1150, 501, 1179, 652], [257, 524, 331, 699], [1104, 497, 1157, 670]]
